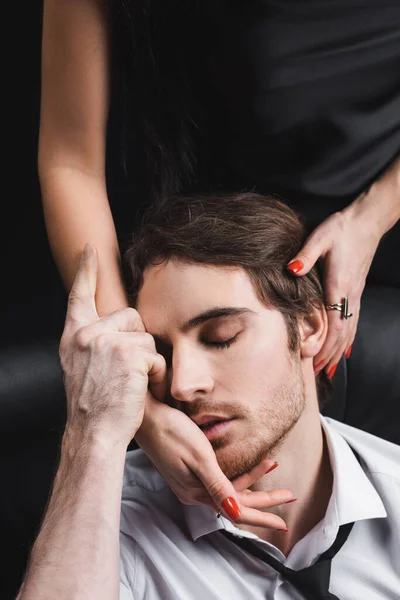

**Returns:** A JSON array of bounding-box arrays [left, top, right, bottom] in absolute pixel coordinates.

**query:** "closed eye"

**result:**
[[203, 335, 239, 349]]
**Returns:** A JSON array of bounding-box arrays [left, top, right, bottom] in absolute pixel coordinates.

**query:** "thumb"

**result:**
[[287, 232, 328, 276], [199, 460, 242, 521], [66, 243, 99, 330]]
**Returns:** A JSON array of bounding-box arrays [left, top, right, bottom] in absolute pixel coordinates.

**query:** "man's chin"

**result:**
[[214, 440, 271, 481]]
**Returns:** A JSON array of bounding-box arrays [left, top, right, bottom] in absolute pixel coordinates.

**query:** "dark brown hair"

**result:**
[[124, 192, 331, 402], [104, 0, 199, 199]]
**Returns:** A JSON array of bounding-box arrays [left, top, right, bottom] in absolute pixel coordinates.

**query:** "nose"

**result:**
[[169, 345, 214, 404]]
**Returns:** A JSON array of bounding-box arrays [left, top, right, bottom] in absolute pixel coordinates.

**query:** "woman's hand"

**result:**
[[135, 396, 295, 531], [287, 160, 400, 377]]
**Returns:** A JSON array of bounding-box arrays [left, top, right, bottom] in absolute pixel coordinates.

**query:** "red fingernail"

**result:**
[[285, 497, 297, 504], [315, 361, 324, 370], [287, 260, 304, 274], [277, 527, 289, 532], [327, 364, 337, 379], [345, 345, 352, 359], [222, 498, 241, 521], [266, 461, 279, 474]]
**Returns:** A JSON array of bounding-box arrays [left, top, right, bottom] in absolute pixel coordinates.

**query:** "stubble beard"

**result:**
[[213, 356, 305, 480]]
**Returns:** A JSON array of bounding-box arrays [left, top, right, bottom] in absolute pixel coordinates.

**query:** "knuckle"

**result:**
[[192, 445, 215, 464], [207, 479, 228, 500], [124, 307, 140, 318], [176, 492, 192, 506], [67, 289, 85, 308], [141, 332, 156, 352], [74, 327, 92, 350], [113, 339, 150, 369], [93, 332, 115, 355], [113, 306, 139, 321], [330, 211, 345, 229], [109, 336, 130, 357], [124, 307, 144, 328], [299, 250, 313, 264], [330, 319, 343, 335]]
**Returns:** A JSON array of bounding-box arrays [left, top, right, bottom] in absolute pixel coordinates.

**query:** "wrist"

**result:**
[[134, 394, 163, 448], [345, 180, 398, 241], [62, 422, 130, 464], [361, 158, 400, 236]]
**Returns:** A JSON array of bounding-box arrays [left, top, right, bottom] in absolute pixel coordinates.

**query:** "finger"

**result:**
[[231, 459, 278, 492], [147, 352, 168, 403], [235, 506, 288, 531], [287, 228, 331, 276], [325, 310, 352, 374], [345, 306, 360, 359], [313, 309, 345, 375], [345, 293, 362, 359], [326, 299, 360, 373], [238, 488, 296, 510], [195, 457, 242, 521], [190, 488, 293, 532], [128, 346, 169, 403], [95, 307, 146, 334], [66, 244, 99, 330]]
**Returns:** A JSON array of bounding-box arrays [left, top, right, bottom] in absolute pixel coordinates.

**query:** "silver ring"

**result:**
[[216, 510, 222, 518], [325, 296, 353, 319]]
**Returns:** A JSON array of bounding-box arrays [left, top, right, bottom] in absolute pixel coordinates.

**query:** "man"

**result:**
[[18, 194, 400, 600]]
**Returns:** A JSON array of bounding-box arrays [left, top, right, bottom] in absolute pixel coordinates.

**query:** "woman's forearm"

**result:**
[[345, 155, 400, 239], [40, 166, 128, 315], [18, 432, 127, 600]]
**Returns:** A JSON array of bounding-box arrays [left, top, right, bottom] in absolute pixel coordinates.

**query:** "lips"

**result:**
[[190, 415, 230, 428], [199, 419, 225, 430]]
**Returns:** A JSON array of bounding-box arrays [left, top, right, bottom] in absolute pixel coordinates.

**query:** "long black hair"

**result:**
[[105, 1, 201, 200]]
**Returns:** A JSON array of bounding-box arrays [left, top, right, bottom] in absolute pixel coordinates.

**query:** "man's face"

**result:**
[[137, 259, 305, 480]]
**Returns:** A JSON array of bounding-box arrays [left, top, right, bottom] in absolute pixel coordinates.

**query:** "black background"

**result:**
[[2, 1, 66, 347]]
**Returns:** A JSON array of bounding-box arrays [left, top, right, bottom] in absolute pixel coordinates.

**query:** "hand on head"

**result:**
[[60, 243, 167, 448], [287, 200, 381, 378]]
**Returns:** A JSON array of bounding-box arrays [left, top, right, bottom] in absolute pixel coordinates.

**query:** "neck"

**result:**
[[237, 378, 333, 556]]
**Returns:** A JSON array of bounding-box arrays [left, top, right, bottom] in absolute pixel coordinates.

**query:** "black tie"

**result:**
[[220, 521, 354, 599]]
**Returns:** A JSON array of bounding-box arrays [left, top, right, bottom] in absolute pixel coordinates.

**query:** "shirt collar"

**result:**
[[184, 415, 386, 542], [320, 415, 386, 526]]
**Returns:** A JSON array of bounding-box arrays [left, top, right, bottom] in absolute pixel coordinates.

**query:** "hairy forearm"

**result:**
[[18, 430, 127, 600], [39, 166, 128, 315]]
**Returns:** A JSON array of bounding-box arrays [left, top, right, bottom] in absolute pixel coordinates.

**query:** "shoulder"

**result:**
[[324, 417, 400, 484]]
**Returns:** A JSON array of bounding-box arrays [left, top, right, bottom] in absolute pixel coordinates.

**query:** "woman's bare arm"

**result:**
[[39, 0, 128, 316]]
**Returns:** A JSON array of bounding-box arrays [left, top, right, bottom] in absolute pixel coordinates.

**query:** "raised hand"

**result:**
[[59, 244, 167, 448]]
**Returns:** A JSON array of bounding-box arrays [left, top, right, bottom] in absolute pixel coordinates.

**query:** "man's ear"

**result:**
[[299, 303, 328, 359]]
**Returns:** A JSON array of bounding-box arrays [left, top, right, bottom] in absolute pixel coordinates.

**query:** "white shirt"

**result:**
[[119, 417, 400, 600]]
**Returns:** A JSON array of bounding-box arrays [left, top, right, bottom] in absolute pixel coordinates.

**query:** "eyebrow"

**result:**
[[181, 306, 255, 333]]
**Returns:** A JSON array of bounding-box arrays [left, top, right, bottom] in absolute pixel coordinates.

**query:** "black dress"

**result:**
[[185, 0, 400, 287], [110, 1, 400, 290]]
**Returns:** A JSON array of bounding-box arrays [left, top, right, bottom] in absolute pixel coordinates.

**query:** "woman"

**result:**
[[39, 0, 400, 518]]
